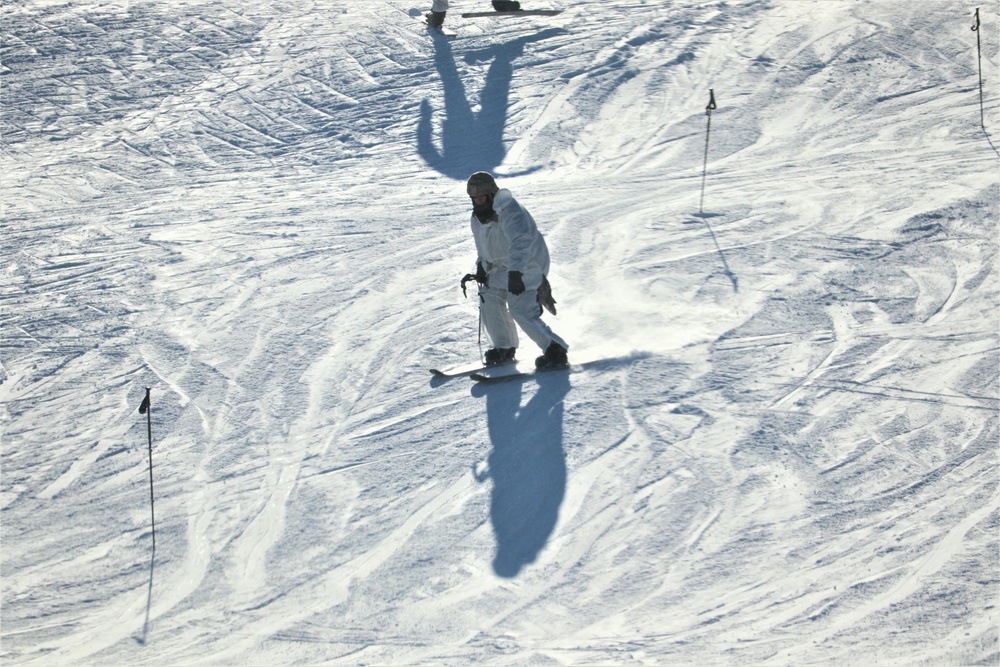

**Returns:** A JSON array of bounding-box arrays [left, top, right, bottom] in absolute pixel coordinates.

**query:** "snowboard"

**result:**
[[429, 24, 458, 38], [461, 10, 564, 18], [469, 354, 649, 384], [470, 360, 584, 384], [430, 359, 514, 380]]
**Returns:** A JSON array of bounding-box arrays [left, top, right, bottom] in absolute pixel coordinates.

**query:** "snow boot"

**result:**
[[484, 347, 516, 366], [425, 11, 446, 28], [535, 341, 568, 369]]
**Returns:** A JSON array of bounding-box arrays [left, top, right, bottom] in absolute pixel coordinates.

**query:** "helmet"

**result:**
[[467, 171, 499, 197]]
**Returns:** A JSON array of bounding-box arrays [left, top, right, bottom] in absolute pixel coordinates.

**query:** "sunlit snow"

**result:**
[[2, 1, 998, 664]]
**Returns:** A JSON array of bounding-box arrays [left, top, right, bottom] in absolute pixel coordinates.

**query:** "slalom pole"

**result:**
[[138, 388, 156, 551], [973, 8, 985, 129], [699, 89, 718, 214]]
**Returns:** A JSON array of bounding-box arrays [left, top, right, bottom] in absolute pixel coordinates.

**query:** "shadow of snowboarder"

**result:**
[[473, 371, 570, 578], [418, 29, 564, 179]]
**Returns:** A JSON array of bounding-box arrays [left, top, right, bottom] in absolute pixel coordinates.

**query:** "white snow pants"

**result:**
[[432, 0, 448, 11], [480, 286, 568, 353]]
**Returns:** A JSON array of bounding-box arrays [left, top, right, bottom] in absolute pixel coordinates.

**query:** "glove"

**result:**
[[537, 276, 557, 315], [507, 271, 525, 296]]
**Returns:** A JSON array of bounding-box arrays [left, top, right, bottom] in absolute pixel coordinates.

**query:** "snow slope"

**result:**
[[2, 0, 998, 664]]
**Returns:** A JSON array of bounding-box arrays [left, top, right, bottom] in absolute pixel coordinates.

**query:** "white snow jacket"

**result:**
[[470, 189, 550, 291]]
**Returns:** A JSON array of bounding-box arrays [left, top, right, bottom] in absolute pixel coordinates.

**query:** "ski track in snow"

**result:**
[[2, 0, 998, 664]]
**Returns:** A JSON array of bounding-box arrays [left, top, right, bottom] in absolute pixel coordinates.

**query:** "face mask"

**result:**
[[472, 194, 496, 223]]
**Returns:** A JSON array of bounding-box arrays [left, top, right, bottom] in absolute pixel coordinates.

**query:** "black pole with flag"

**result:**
[[138, 388, 155, 551], [699, 89, 718, 214], [972, 8, 985, 129]]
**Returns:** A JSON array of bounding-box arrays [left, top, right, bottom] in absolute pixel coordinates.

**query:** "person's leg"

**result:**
[[428, 0, 448, 27], [507, 290, 567, 352], [481, 287, 519, 350]]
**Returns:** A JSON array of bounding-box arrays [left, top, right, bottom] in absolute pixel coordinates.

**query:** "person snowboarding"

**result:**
[[426, 1, 523, 29], [462, 171, 569, 369]]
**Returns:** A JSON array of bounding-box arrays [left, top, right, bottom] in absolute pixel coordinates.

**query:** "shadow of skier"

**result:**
[[417, 30, 564, 179], [473, 371, 570, 578]]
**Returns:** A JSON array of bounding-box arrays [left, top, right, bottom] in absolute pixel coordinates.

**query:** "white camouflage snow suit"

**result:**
[[471, 189, 568, 353]]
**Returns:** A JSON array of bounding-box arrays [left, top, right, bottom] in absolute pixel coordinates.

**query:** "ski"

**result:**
[[461, 10, 564, 18]]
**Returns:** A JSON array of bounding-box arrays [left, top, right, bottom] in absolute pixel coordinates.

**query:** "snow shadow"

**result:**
[[137, 550, 155, 645], [417, 30, 564, 179], [690, 212, 739, 292], [474, 371, 570, 578]]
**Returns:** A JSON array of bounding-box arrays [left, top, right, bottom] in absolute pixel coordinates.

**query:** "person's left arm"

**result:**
[[495, 191, 534, 275]]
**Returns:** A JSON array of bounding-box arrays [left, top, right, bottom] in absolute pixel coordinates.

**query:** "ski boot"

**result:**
[[535, 342, 568, 369], [425, 11, 446, 28], [485, 347, 516, 366]]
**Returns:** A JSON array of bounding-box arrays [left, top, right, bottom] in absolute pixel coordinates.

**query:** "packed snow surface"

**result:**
[[2, 0, 998, 664]]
